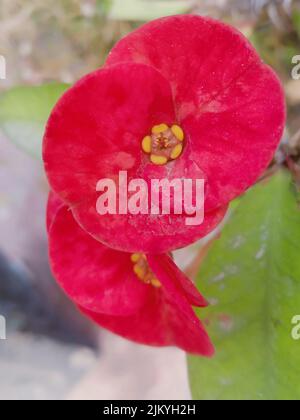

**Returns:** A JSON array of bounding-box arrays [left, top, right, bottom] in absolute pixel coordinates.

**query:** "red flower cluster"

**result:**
[[43, 15, 285, 355]]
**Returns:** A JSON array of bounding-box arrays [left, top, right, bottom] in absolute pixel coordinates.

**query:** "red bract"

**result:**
[[47, 193, 214, 356], [43, 15, 285, 254]]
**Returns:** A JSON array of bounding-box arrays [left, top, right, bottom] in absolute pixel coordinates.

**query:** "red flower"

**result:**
[[43, 15, 285, 254], [47, 192, 214, 356]]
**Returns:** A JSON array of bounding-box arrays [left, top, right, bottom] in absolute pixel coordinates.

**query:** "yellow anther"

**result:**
[[150, 155, 168, 166], [142, 136, 152, 154], [141, 123, 185, 166], [151, 278, 162, 288], [171, 125, 184, 141], [170, 144, 183, 160], [152, 124, 169, 135], [131, 253, 141, 263], [133, 264, 145, 280], [131, 253, 162, 288]]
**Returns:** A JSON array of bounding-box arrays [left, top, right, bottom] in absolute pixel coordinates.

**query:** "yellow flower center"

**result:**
[[141, 123, 185, 166], [130, 253, 161, 288]]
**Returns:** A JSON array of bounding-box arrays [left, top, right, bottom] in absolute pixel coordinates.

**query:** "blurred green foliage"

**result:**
[[109, 0, 189, 21], [97, 0, 113, 15], [0, 84, 69, 158], [251, 12, 300, 77], [292, 8, 300, 37]]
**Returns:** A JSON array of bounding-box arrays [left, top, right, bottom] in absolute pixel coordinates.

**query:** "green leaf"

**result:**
[[0, 83, 69, 159], [109, 0, 189, 21], [97, 0, 113, 15], [188, 170, 300, 400], [292, 9, 300, 38]]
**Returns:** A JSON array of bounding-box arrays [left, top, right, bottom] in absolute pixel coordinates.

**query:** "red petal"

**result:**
[[47, 196, 213, 355], [43, 58, 229, 253], [106, 15, 285, 210], [107, 16, 257, 108], [183, 62, 285, 210], [46, 62, 223, 252], [79, 285, 214, 356], [46, 191, 64, 233], [43, 63, 175, 206], [48, 204, 149, 316], [71, 201, 228, 253], [147, 254, 208, 307]]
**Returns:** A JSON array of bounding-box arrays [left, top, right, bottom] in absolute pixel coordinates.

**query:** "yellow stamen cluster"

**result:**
[[142, 123, 185, 166], [131, 253, 161, 288]]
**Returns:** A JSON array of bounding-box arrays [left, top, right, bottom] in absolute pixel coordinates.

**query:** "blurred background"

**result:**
[[0, 0, 299, 400]]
